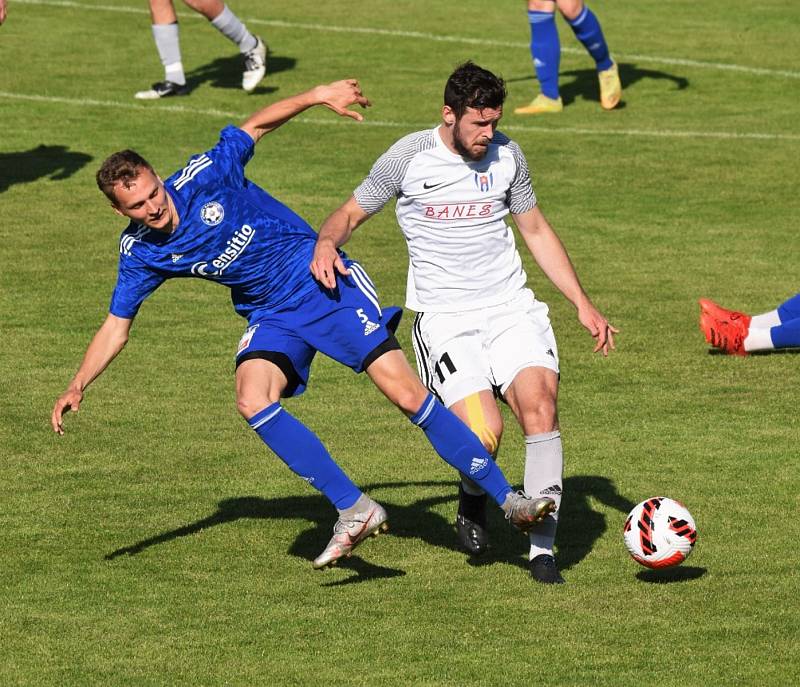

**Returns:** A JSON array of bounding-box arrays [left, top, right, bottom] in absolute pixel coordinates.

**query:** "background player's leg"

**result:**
[[752, 293, 800, 350], [558, 0, 621, 110], [560, 0, 612, 71], [773, 293, 800, 325], [515, 0, 563, 114], [505, 366, 565, 583], [183, 0, 267, 91], [136, 0, 188, 99]]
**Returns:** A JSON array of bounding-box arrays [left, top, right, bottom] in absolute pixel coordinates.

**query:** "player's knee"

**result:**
[[519, 400, 558, 434], [556, 0, 584, 21], [236, 392, 271, 421], [182, 0, 220, 19], [392, 381, 430, 415], [528, 0, 557, 13], [467, 417, 503, 455]]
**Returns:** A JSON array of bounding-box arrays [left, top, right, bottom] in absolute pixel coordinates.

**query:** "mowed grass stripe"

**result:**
[[3, 90, 799, 142]]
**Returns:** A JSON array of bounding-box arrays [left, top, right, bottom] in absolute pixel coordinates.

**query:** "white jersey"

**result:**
[[353, 126, 537, 312]]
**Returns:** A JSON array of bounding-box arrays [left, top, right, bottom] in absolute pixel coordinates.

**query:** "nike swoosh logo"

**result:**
[[423, 181, 443, 189], [345, 517, 371, 544]]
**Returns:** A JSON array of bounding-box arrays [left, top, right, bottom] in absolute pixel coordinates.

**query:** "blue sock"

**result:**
[[770, 319, 800, 349], [566, 5, 613, 72], [249, 403, 362, 510], [410, 395, 513, 506], [528, 10, 561, 100], [777, 293, 800, 322]]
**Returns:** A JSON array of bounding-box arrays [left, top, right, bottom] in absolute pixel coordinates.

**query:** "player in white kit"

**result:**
[[312, 62, 617, 583]]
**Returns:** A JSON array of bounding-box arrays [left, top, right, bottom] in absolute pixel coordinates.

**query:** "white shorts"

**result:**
[[411, 289, 559, 407]]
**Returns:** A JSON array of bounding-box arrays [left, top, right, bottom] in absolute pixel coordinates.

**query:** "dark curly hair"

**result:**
[[444, 61, 507, 118], [96, 150, 154, 202]]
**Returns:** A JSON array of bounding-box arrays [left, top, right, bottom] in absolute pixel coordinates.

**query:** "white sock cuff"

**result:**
[[210, 4, 233, 28], [751, 310, 781, 328], [525, 430, 561, 444]]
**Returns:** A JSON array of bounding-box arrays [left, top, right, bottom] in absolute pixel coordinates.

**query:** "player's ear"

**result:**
[[442, 105, 456, 127], [111, 202, 125, 217]]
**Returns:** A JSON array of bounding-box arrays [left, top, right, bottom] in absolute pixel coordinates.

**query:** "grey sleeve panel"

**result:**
[[353, 129, 437, 214], [495, 133, 537, 215]]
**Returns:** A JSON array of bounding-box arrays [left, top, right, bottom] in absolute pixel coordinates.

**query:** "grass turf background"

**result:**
[[1, 1, 798, 684]]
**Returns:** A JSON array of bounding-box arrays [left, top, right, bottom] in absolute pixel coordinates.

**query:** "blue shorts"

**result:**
[[235, 260, 403, 397]]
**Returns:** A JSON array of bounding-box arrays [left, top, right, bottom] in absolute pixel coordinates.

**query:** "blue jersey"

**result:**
[[109, 126, 322, 322]]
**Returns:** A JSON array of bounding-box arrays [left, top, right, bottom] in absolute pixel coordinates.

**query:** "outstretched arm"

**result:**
[[311, 196, 372, 288], [51, 314, 133, 434], [239, 79, 371, 144], [513, 206, 618, 356]]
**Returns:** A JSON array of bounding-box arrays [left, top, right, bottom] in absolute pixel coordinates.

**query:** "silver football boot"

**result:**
[[312, 499, 388, 569], [503, 491, 556, 533]]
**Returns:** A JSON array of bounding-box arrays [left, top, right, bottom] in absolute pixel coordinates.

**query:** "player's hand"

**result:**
[[577, 302, 618, 357], [310, 238, 350, 289], [51, 388, 83, 435], [314, 79, 371, 122]]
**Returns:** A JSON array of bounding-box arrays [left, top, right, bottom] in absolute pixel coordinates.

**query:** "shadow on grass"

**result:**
[[104, 475, 637, 582], [463, 474, 636, 574], [636, 566, 707, 583], [0, 145, 93, 193], [506, 63, 689, 111], [104, 480, 456, 585], [707, 348, 800, 356], [182, 54, 297, 96]]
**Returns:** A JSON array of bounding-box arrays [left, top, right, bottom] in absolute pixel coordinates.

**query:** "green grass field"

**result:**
[[2, 0, 799, 684]]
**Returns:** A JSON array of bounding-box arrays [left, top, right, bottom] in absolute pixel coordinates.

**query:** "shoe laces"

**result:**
[[333, 511, 370, 534], [504, 490, 530, 521]]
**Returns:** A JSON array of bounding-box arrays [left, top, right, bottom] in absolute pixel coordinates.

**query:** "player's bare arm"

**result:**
[[240, 79, 371, 144], [513, 206, 618, 355], [311, 197, 371, 288], [51, 314, 133, 435]]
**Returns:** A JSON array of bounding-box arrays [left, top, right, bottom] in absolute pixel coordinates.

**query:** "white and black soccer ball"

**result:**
[[623, 497, 697, 569]]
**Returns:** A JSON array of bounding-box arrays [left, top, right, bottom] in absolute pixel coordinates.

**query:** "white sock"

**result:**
[[338, 493, 371, 518], [461, 475, 485, 496], [751, 310, 781, 329], [524, 431, 563, 559], [210, 5, 258, 53], [152, 23, 185, 85], [744, 327, 775, 352]]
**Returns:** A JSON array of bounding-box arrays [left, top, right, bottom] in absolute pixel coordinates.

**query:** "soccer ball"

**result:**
[[623, 497, 697, 569]]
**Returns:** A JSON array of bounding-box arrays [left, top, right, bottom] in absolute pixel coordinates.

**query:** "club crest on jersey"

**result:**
[[200, 201, 225, 226], [474, 172, 494, 193]]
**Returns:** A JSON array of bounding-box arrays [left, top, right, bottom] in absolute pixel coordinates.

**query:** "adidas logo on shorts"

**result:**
[[364, 321, 380, 336]]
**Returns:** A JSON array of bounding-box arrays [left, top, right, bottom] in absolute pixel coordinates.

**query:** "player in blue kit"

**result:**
[[50, 79, 556, 570]]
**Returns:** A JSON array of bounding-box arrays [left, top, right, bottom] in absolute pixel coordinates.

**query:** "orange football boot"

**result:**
[[699, 311, 749, 356], [699, 298, 752, 330]]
